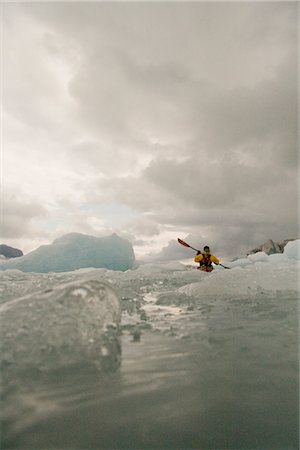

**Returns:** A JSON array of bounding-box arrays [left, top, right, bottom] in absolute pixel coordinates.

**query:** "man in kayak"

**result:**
[[194, 246, 220, 272]]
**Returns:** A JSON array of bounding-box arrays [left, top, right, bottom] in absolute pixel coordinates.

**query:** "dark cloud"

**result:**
[[195, 63, 297, 166]]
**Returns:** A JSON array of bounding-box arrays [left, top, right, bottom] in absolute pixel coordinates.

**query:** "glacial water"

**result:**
[[0, 258, 299, 449]]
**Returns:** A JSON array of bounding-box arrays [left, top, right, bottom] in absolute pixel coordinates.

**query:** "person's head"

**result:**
[[203, 245, 210, 253]]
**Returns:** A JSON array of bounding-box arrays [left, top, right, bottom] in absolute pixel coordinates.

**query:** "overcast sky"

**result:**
[[1, 2, 298, 261]]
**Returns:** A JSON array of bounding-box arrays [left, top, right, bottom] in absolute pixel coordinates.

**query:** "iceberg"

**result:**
[[0, 232, 136, 273]]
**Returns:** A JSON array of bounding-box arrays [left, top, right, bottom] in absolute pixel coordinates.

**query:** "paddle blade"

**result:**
[[177, 238, 191, 248]]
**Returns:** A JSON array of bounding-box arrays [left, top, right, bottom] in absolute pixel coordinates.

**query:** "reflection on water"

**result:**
[[2, 291, 298, 449]]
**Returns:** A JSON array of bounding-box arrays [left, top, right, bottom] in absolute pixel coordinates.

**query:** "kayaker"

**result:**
[[194, 245, 220, 272]]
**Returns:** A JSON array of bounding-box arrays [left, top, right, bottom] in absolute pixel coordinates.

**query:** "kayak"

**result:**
[[197, 266, 213, 272]]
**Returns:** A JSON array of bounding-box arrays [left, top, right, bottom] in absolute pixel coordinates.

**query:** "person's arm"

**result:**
[[194, 253, 203, 263], [211, 255, 220, 264]]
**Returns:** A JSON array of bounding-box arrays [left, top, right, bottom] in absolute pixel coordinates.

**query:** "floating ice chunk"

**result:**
[[0, 278, 121, 382], [71, 288, 88, 298], [247, 251, 269, 263], [230, 258, 252, 268], [136, 261, 188, 274], [227, 241, 300, 268], [284, 239, 300, 260], [268, 253, 289, 263], [160, 261, 188, 271], [179, 261, 298, 299]]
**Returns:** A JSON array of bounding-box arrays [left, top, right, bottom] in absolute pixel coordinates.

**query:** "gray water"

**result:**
[[0, 263, 299, 449]]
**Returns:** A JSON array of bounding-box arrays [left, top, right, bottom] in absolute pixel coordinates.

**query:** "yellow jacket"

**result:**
[[194, 251, 220, 265]]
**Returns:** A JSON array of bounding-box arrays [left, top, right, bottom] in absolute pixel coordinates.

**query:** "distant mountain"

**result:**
[[0, 244, 23, 259], [0, 233, 136, 273], [247, 238, 295, 256]]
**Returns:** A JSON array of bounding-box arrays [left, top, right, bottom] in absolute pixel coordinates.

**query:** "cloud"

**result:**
[[194, 63, 297, 166], [1, 192, 47, 239], [2, 2, 298, 259], [125, 217, 160, 238]]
